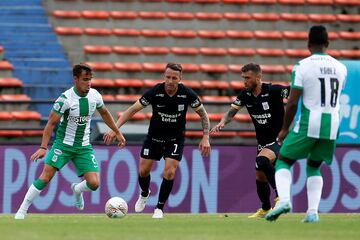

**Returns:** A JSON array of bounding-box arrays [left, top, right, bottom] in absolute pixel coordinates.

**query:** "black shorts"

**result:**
[[140, 136, 185, 161], [257, 141, 281, 158]]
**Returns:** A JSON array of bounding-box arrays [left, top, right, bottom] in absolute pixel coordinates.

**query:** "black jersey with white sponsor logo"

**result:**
[[139, 83, 201, 139], [232, 83, 290, 145]]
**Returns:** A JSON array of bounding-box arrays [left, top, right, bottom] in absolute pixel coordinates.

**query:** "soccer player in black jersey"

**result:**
[[104, 63, 211, 218], [211, 63, 290, 218]]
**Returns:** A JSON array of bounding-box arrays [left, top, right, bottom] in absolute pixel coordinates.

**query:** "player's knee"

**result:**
[[255, 156, 271, 171], [139, 169, 150, 178], [86, 180, 100, 191], [163, 169, 176, 180]]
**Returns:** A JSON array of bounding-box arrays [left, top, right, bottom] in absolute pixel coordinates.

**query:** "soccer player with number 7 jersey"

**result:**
[[265, 25, 347, 223]]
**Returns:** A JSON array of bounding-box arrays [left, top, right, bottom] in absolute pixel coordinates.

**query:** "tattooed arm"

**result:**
[[194, 105, 211, 157], [210, 106, 241, 133]]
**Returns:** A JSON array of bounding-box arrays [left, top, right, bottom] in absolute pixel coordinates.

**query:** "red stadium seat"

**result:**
[[22, 130, 43, 137], [115, 94, 141, 102], [81, 10, 110, 19], [282, 31, 307, 39], [280, 13, 309, 22], [208, 113, 225, 122], [91, 78, 115, 87], [194, 0, 221, 3], [334, 0, 360, 5], [227, 48, 256, 56], [327, 49, 341, 58], [110, 11, 138, 19], [85, 62, 113, 71], [141, 29, 169, 37], [0, 94, 31, 101], [11, 111, 41, 121], [226, 30, 254, 39], [285, 49, 310, 57], [0, 130, 23, 137], [222, 0, 249, 4], [338, 31, 360, 40], [261, 65, 286, 73], [256, 48, 285, 57], [113, 29, 141, 36], [195, 12, 223, 20], [52, 10, 81, 18], [139, 11, 166, 19], [328, 32, 339, 40], [200, 64, 228, 73], [201, 80, 230, 89], [0, 78, 23, 87], [229, 81, 245, 90], [306, 0, 334, 5], [143, 79, 163, 88], [169, 30, 197, 38], [182, 64, 200, 72], [186, 113, 200, 121], [171, 47, 199, 55], [223, 12, 252, 21], [185, 131, 203, 138], [201, 95, 232, 103], [84, 28, 112, 36], [165, 0, 193, 2], [271, 81, 290, 86], [228, 64, 244, 73], [115, 79, 144, 88], [252, 13, 280, 21], [336, 14, 360, 22], [0, 112, 13, 121], [199, 48, 227, 55], [84, 45, 112, 54], [237, 131, 256, 137], [181, 80, 201, 89], [55, 27, 83, 35], [102, 94, 116, 101], [254, 31, 282, 39], [250, 0, 277, 3], [210, 131, 238, 138], [141, 47, 170, 55], [114, 62, 142, 72], [339, 49, 360, 58], [308, 14, 337, 22], [142, 63, 167, 72], [113, 46, 141, 54], [167, 12, 195, 20], [278, 0, 305, 4], [198, 30, 226, 39]]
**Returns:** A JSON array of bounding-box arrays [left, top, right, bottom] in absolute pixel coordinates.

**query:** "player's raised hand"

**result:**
[[30, 148, 46, 162], [115, 131, 126, 148], [276, 129, 289, 145], [103, 130, 116, 145], [199, 136, 211, 157], [210, 122, 225, 133]]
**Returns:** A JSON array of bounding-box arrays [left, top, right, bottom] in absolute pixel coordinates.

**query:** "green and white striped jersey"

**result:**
[[292, 53, 347, 140], [52, 87, 104, 147]]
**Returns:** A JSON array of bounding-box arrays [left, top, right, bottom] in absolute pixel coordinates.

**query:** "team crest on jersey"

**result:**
[[90, 103, 96, 111], [262, 102, 269, 110], [178, 104, 184, 111], [53, 103, 61, 111]]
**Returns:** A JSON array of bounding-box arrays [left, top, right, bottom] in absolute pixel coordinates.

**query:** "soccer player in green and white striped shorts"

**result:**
[[15, 63, 126, 219], [265, 26, 347, 223]]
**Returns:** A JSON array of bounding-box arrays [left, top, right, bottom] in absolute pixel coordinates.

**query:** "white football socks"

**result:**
[[306, 176, 323, 215], [275, 169, 292, 203], [74, 180, 92, 193], [17, 184, 42, 213]]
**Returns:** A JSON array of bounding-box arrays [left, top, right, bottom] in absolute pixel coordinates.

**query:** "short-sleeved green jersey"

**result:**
[[52, 87, 104, 147], [291, 53, 347, 140]]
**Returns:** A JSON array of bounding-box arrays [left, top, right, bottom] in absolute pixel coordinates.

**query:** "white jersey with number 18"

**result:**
[[291, 53, 347, 140]]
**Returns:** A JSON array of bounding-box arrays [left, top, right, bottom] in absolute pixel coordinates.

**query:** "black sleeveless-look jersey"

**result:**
[[232, 83, 290, 146], [139, 82, 201, 140]]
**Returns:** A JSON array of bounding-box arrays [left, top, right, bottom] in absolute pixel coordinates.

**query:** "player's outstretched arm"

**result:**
[[195, 105, 211, 157], [30, 111, 61, 162], [98, 106, 126, 148], [210, 106, 239, 133]]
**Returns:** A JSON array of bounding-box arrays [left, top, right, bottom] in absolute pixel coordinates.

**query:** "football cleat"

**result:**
[[302, 213, 320, 223], [71, 183, 84, 210], [135, 190, 151, 213], [152, 208, 164, 219], [265, 201, 292, 221], [248, 208, 272, 219]]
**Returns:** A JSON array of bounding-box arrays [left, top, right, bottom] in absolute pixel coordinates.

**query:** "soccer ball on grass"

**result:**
[[105, 197, 128, 218]]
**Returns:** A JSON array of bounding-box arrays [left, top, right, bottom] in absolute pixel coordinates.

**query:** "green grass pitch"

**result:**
[[1, 213, 359, 240]]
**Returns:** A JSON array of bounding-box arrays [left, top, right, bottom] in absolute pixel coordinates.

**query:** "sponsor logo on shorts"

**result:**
[[54, 149, 63, 155], [51, 155, 58, 162], [143, 149, 149, 155]]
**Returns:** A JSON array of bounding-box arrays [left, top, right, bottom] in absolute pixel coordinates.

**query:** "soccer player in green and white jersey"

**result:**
[[15, 63, 126, 219], [265, 26, 347, 223]]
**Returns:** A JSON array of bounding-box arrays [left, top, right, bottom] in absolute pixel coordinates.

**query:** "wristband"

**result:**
[[39, 146, 47, 150]]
